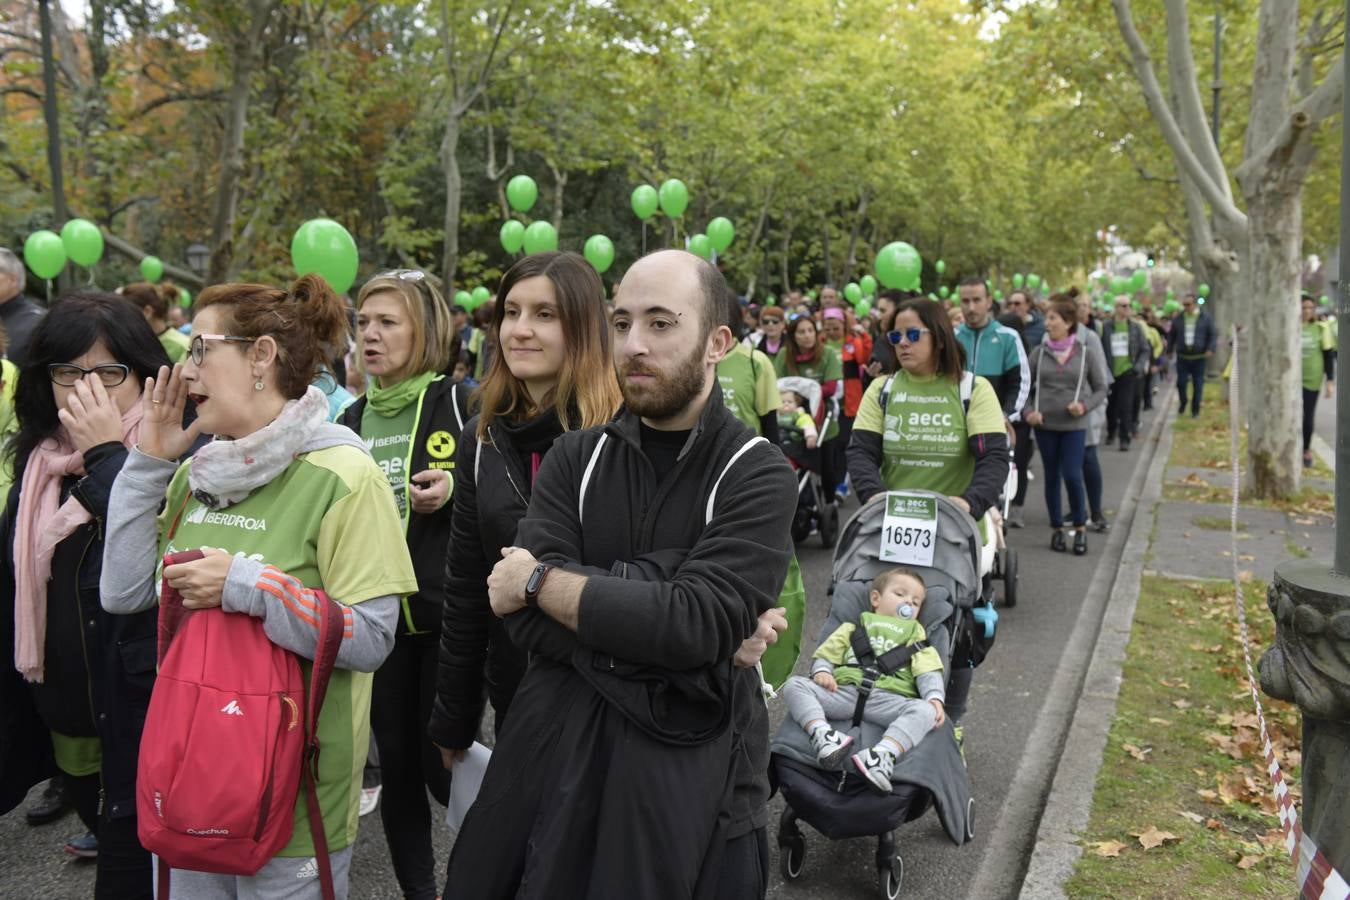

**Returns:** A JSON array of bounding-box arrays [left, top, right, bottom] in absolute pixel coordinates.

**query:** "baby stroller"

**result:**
[[778, 375, 839, 548], [988, 464, 1020, 608], [769, 491, 997, 898]]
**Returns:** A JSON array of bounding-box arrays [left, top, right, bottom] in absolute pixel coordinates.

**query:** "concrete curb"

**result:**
[[964, 404, 1175, 900], [1016, 404, 1177, 898], [1312, 433, 1334, 472]]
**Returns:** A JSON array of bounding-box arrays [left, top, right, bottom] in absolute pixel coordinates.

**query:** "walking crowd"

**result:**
[[0, 239, 1333, 899]]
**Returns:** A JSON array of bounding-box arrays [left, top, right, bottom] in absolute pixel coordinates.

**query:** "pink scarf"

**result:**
[[13, 402, 144, 682], [1046, 333, 1076, 366]]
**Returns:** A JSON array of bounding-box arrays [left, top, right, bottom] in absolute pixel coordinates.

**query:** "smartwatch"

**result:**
[[524, 563, 553, 607]]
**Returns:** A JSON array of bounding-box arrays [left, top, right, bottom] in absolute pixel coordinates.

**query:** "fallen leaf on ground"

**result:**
[[1174, 699, 1193, 710], [1178, 811, 1204, 824], [1197, 789, 1219, 802], [1236, 855, 1261, 870], [1205, 818, 1223, 830], [1089, 840, 1127, 858], [1123, 743, 1152, 761], [1134, 826, 1181, 850], [1148, 717, 1173, 726]]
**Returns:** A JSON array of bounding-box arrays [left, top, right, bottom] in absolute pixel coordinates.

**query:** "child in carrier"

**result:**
[[781, 567, 945, 793], [779, 388, 819, 449]]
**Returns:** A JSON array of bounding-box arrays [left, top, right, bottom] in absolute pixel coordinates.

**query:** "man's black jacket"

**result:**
[[443, 386, 795, 897]]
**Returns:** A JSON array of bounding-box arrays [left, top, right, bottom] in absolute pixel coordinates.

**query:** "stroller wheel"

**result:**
[[965, 797, 976, 841], [1001, 548, 1018, 608], [779, 834, 806, 881], [819, 503, 839, 548], [790, 507, 812, 543], [879, 855, 903, 900]]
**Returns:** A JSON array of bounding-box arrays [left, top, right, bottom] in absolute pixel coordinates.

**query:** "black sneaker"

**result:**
[[1090, 516, 1110, 533], [1119, 438, 1130, 451], [1073, 529, 1088, 556], [1051, 529, 1067, 552], [25, 778, 71, 827]]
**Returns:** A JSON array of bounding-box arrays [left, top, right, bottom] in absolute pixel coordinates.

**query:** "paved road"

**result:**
[[0, 405, 1162, 900], [1314, 385, 1335, 466]]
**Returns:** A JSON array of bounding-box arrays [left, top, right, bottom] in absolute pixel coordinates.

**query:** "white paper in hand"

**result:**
[[444, 741, 492, 838]]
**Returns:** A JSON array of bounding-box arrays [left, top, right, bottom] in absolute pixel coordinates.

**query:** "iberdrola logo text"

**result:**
[[184, 504, 268, 531]]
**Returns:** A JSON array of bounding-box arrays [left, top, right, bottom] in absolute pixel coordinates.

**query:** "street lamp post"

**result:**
[[185, 243, 210, 279], [1259, 10, 1350, 877]]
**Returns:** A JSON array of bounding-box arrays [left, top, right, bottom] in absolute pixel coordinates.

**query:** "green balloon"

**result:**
[[860, 275, 877, 296], [934, 259, 946, 275], [454, 290, 472, 309], [1320, 294, 1331, 305], [875, 242, 922, 290], [1111, 276, 1130, 294], [139, 255, 164, 283], [1012, 273, 1024, 289], [522, 221, 558, 255], [995, 290, 1004, 301], [290, 218, 358, 294], [1027, 273, 1040, 290], [506, 175, 538, 213], [583, 234, 616, 274], [23, 230, 66, 279], [687, 233, 712, 260], [60, 218, 103, 267], [844, 282, 862, 303], [630, 185, 659, 221], [500, 220, 525, 254], [1197, 282, 1210, 298], [179, 287, 191, 308], [707, 217, 735, 252], [471, 286, 491, 306], [927, 293, 938, 301], [658, 179, 689, 218], [855, 300, 871, 318], [1131, 270, 1149, 291], [938, 285, 949, 299]]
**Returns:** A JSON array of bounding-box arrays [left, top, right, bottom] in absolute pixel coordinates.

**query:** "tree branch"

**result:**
[[133, 89, 227, 117], [0, 85, 42, 102], [1236, 54, 1344, 184], [100, 228, 204, 288], [1164, 0, 1232, 201], [1110, 0, 1247, 227]]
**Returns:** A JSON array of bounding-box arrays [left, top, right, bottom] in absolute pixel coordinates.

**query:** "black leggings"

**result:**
[[65, 772, 152, 899], [1303, 388, 1320, 454], [1012, 421, 1034, 506], [371, 631, 452, 900]]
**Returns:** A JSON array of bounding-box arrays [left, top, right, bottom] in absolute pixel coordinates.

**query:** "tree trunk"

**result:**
[[439, 110, 463, 284], [779, 218, 793, 291], [546, 159, 566, 234], [37, 0, 69, 297], [844, 187, 869, 275], [820, 221, 833, 286]]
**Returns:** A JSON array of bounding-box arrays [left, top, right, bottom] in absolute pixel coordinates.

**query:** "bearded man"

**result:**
[[442, 250, 796, 899]]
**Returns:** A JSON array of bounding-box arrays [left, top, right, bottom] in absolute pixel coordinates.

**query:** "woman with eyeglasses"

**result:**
[[337, 270, 467, 900], [428, 252, 622, 812], [1020, 295, 1109, 556], [99, 275, 417, 897], [753, 304, 787, 357], [847, 298, 1010, 723], [0, 292, 181, 898]]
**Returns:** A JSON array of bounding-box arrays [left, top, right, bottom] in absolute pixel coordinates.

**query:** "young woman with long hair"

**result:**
[[428, 251, 621, 773]]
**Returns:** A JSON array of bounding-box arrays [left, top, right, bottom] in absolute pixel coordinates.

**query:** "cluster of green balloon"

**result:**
[[686, 217, 736, 261], [630, 179, 691, 222], [453, 286, 494, 312], [291, 218, 358, 294], [874, 242, 922, 291], [498, 176, 558, 257], [584, 235, 615, 273], [1130, 270, 1149, 293]]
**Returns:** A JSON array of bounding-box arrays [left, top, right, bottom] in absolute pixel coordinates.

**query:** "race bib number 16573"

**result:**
[[880, 492, 938, 567]]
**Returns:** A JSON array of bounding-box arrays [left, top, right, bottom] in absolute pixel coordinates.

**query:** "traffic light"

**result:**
[[1146, 252, 1156, 268]]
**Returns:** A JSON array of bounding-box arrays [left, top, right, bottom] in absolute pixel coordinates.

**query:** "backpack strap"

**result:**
[[302, 591, 345, 900], [845, 613, 928, 727], [878, 374, 897, 414], [577, 433, 610, 527], [958, 370, 974, 417], [451, 383, 466, 432]]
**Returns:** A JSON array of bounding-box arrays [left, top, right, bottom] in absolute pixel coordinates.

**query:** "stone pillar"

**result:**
[[1260, 559, 1350, 873]]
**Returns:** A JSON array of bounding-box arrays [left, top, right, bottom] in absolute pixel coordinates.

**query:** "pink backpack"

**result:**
[[137, 548, 344, 900]]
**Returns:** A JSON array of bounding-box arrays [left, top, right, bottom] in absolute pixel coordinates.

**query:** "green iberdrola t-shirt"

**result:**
[[1110, 319, 1132, 377], [159, 445, 418, 857], [1302, 320, 1335, 391], [852, 370, 1005, 499], [716, 343, 780, 434], [361, 401, 418, 523]]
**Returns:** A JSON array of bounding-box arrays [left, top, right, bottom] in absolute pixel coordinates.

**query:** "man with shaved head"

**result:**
[[445, 250, 796, 898]]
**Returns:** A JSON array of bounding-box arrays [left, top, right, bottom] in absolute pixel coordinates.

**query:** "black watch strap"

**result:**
[[525, 563, 552, 607]]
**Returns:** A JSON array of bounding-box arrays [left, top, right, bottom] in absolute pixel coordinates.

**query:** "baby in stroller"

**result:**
[[778, 375, 840, 546], [778, 387, 819, 449], [781, 567, 944, 794]]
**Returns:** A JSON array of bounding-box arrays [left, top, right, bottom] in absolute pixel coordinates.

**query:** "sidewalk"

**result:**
[[1021, 397, 1327, 898]]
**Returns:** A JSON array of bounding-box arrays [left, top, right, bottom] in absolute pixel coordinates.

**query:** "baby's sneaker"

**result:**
[[809, 725, 854, 768], [851, 747, 896, 795]]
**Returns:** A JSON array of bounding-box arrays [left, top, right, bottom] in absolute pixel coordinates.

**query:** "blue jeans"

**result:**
[[1176, 356, 1207, 416], [1036, 428, 1087, 528]]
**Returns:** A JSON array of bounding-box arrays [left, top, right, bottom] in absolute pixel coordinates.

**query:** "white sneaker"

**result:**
[[810, 726, 854, 768], [851, 747, 896, 794], [358, 784, 381, 817]]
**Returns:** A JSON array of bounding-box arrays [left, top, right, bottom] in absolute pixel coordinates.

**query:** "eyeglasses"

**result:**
[[760, 317, 782, 325], [48, 363, 130, 388], [887, 327, 931, 345], [190, 334, 256, 366]]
